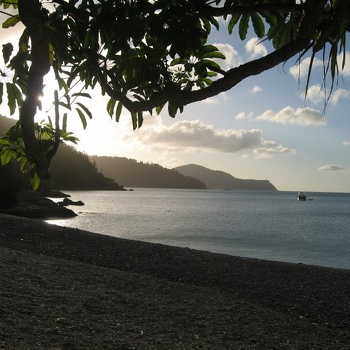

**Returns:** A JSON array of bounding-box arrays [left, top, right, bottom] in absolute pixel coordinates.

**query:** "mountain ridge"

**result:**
[[175, 164, 277, 191], [91, 156, 206, 189]]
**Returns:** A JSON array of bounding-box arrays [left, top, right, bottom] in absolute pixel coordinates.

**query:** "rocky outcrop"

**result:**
[[58, 198, 85, 207], [0, 191, 77, 219]]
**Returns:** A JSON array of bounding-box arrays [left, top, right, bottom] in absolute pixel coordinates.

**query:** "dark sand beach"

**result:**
[[0, 213, 349, 349]]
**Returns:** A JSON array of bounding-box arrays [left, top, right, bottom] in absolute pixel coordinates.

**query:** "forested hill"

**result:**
[[175, 164, 277, 191], [0, 116, 123, 191], [47, 144, 124, 190], [91, 156, 206, 189]]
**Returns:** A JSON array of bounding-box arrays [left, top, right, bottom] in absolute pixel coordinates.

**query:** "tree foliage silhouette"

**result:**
[[0, 0, 349, 188]]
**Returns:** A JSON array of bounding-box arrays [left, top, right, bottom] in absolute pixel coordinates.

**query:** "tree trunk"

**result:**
[[18, 0, 51, 179]]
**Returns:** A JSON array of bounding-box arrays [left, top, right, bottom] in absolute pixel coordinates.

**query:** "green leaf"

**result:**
[[204, 60, 222, 72], [47, 116, 53, 128], [62, 135, 79, 144], [170, 57, 186, 66], [75, 102, 93, 119], [2, 0, 18, 10], [115, 101, 123, 122], [83, 31, 92, 49], [56, 75, 68, 93], [18, 29, 29, 54], [30, 170, 40, 191], [304, 52, 315, 98], [19, 157, 27, 173], [106, 97, 116, 117], [239, 15, 249, 41], [261, 12, 278, 27], [278, 24, 292, 48], [62, 113, 68, 133], [72, 92, 92, 99], [339, 31, 346, 70], [156, 104, 164, 115], [228, 14, 240, 35], [0, 82, 3, 105], [207, 16, 219, 31], [75, 108, 87, 129], [168, 101, 178, 118], [0, 148, 13, 165], [0, 138, 10, 146], [198, 45, 216, 57], [251, 14, 265, 38], [199, 45, 225, 60], [131, 112, 137, 130], [6, 83, 17, 115], [2, 16, 20, 29], [198, 77, 213, 86], [137, 111, 143, 128], [2, 43, 13, 63], [272, 23, 292, 49]]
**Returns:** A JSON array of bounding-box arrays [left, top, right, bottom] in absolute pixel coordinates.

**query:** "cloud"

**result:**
[[290, 51, 350, 79], [245, 37, 268, 59], [213, 43, 243, 70], [303, 84, 350, 106], [289, 57, 323, 79], [317, 165, 348, 172], [138, 119, 263, 153], [235, 111, 254, 120], [339, 51, 350, 76], [133, 118, 296, 159], [302, 84, 324, 105], [250, 85, 262, 93], [252, 141, 297, 159], [343, 141, 350, 146], [256, 106, 327, 126], [329, 88, 350, 105], [202, 92, 228, 105]]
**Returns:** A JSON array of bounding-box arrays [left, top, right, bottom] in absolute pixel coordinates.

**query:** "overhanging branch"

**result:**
[[103, 0, 328, 115]]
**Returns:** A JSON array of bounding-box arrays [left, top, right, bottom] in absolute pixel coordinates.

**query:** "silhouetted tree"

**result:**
[[0, 0, 348, 186]]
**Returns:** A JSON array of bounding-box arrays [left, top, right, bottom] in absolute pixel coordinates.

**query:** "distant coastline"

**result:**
[[174, 164, 277, 191], [92, 156, 277, 191]]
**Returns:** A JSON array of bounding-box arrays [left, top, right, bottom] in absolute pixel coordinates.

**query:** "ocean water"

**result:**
[[48, 189, 350, 270]]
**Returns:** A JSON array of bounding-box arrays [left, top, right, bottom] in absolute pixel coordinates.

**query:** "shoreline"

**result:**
[[1, 213, 350, 349]]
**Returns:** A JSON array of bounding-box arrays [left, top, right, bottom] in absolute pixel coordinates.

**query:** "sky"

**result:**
[[0, 11, 349, 193]]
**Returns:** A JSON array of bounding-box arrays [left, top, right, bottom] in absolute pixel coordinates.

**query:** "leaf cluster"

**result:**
[[2, 0, 348, 125], [0, 120, 78, 189], [10, 0, 221, 127]]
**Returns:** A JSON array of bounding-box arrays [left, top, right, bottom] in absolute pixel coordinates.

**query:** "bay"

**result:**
[[48, 189, 350, 270]]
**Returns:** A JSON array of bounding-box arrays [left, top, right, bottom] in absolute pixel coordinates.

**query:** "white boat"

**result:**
[[297, 192, 307, 201]]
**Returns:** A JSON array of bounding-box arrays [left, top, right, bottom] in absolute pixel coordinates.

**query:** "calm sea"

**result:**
[[48, 189, 350, 270]]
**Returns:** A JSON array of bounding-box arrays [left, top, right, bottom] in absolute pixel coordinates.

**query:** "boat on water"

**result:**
[[297, 192, 307, 201]]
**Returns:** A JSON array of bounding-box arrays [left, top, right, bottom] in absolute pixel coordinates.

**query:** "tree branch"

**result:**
[[103, 0, 328, 114]]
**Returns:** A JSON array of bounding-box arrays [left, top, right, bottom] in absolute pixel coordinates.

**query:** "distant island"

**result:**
[[92, 157, 277, 191], [174, 164, 277, 191], [91, 156, 206, 189]]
